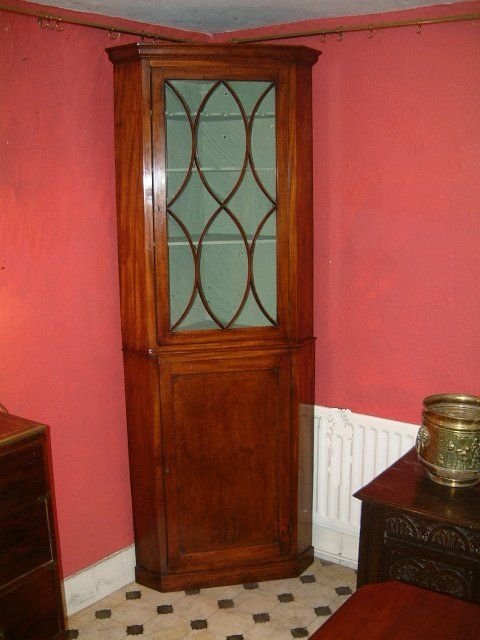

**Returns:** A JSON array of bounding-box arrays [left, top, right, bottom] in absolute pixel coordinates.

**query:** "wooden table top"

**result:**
[[311, 581, 480, 639], [354, 447, 480, 527]]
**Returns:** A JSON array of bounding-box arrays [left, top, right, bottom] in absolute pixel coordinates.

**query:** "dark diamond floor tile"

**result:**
[[243, 582, 259, 590], [65, 631, 79, 639], [314, 605, 332, 616], [185, 588, 201, 596], [253, 613, 270, 623], [126, 624, 144, 635], [300, 574, 316, 584], [335, 586, 353, 596], [191, 619, 208, 630], [157, 604, 174, 614], [320, 559, 333, 566], [95, 609, 111, 619], [278, 593, 294, 603], [227, 636, 244, 640], [291, 628, 309, 638], [126, 590, 142, 600], [218, 598, 234, 609]]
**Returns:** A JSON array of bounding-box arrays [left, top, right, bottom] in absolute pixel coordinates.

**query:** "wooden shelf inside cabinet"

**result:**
[[168, 234, 276, 246], [0, 412, 65, 639], [107, 42, 319, 592], [166, 112, 275, 119], [165, 167, 276, 172]]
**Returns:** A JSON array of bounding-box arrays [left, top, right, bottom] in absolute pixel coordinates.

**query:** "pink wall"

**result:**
[[311, 9, 480, 425], [1, 0, 479, 576]]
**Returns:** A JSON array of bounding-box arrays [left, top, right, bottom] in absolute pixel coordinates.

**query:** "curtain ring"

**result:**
[[367, 26, 374, 39], [141, 35, 161, 43], [38, 15, 63, 31], [416, 21, 423, 34]]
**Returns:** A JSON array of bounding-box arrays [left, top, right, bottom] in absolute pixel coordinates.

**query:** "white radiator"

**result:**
[[312, 406, 419, 567]]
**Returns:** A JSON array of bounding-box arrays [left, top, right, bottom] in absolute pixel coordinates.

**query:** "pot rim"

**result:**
[[423, 393, 480, 429]]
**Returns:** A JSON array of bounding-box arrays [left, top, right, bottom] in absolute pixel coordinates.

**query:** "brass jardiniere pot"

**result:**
[[416, 393, 480, 487]]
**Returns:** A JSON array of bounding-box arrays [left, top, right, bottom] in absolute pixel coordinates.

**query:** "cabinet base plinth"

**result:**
[[135, 547, 314, 592]]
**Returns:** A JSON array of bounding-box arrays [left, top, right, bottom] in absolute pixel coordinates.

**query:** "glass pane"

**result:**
[[168, 217, 196, 328], [165, 80, 277, 332], [196, 83, 246, 201], [228, 81, 269, 116], [169, 80, 213, 115], [169, 172, 218, 242], [251, 87, 276, 198], [165, 85, 192, 202], [227, 169, 273, 238], [177, 295, 212, 331], [251, 214, 277, 323], [199, 213, 249, 327], [234, 291, 271, 328]]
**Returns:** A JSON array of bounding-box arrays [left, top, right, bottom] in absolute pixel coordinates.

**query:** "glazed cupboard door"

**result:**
[[152, 67, 291, 345], [159, 353, 292, 578]]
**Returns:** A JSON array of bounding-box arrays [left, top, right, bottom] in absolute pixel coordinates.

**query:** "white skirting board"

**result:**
[[62, 405, 419, 615], [63, 545, 136, 615]]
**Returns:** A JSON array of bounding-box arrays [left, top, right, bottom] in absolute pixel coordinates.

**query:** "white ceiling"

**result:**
[[30, 1, 466, 34]]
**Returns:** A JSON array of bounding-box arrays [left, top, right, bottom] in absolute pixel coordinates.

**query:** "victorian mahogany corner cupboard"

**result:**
[[107, 43, 319, 592]]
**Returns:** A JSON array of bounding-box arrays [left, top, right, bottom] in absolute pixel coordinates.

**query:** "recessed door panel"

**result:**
[[161, 354, 292, 571]]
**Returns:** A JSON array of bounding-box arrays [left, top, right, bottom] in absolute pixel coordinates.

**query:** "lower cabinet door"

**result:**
[[160, 352, 293, 573]]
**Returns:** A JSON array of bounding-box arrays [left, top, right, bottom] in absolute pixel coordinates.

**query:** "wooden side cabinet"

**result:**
[[107, 43, 319, 591], [0, 412, 65, 639], [355, 448, 480, 603]]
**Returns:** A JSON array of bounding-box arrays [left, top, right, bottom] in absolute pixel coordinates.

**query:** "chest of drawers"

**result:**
[[0, 412, 65, 639]]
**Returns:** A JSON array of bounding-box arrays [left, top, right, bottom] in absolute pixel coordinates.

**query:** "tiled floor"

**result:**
[[66, 558, 356, 639]]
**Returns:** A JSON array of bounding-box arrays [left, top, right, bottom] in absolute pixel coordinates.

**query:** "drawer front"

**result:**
[[0, 565, 63, 640], [384, 545, 478, 601], [0, 440, 47, 511], [384, 509, 480, 561], [0, 499, 52, 585]]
